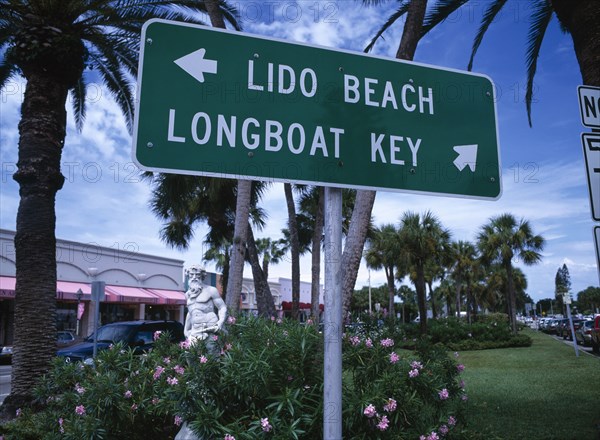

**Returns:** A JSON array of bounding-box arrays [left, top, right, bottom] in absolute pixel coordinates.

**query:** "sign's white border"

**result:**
[[582, 132, 600, 222], [577, 85, 600, 129]]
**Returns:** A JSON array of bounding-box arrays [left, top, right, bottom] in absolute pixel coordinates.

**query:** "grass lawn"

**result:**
[[459, 328, 600, 440]]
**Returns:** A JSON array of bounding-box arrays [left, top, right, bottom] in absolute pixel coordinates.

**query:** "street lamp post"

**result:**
[[76, 288, 83, 336]]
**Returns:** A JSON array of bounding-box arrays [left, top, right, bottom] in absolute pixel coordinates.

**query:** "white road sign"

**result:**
[[578, 86, 600, 128], [582, 133, 600, 221]]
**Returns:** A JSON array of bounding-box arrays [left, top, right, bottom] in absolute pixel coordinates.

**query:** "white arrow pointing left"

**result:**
[[174, 48, 218, 83], [453, 144, 478, 172]]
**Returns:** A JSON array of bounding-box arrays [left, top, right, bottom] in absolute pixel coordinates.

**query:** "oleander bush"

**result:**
[[0, 316, 468, 440]]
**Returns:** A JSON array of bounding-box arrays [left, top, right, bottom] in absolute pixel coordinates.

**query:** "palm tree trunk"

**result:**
[[203, 0, 249, 314], [205, 0, 227, 29], [428, 280, 437, 319], [284, 183, 300, 319], [506, 263, 518, 333], [311, 187, 324, 322], [341, 190, 376, 317], [246, 225, 275, 317], [385, 266, 395, 318], [455, 278, 462, 318], [416, 263, 428, 335], [552, 0, 600, 86], [342, 0, 428, 318], [225, 179, 251, 314], [5, 72, 69, 415], [396, 0, 428, 60]]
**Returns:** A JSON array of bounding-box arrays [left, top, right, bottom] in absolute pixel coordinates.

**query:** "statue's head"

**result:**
[[185, 265, 207, 283]]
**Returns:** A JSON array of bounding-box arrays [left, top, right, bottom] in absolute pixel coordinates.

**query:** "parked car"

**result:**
[[57, 331, 76, 347], [57, 320, 185, 364], [575, 320, 594, 346], [555, 318, 569, 337], [0, 345, 12, 364], [561, 319, 585, 340], [591, 315, 600, 354]]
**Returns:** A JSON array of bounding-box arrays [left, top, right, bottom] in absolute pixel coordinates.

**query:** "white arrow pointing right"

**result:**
[[174, 48, 218, 83], [453, 144, 478, 172]]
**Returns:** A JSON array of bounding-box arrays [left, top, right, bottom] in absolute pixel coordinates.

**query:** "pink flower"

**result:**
[[75, 405, 86, 416], [410, 361, 423, 370], [363, 404, 377, 418], [75, 383, 85, 394], [224, 435, 236, 440], [365, 338, 373, 348], [454, 351, 459, 358], [131, 403, 138, 411], [389, 352, 400, 363], [58, 417, 64, 434], [460, 380, 465, 388], [271, 316, 276, 321], [152, 397, 160, 405], [199, 355, 208, 364], [420, 436, 427, 440], [212, 335, 219, 341], [349, 335, 361, 346], [153, 366, 165, 380], [227, 316, 236, 325], [461, 394, 468, 401], [427, 432, 439, 440], [409, 369, 419, 378], [438, 388, 449, 400], [153, 330, 162, 341], [163, 357, 171, 364], [439, 425, 449, 435], [380, 338, 394, 347], [376, 415, 389, 431], [179, 339, 191, 349], [457, 364, 465, 372], [260, 417, 272, 432], [448, 416, 457, 426], [167, 376, 179, 385], [174, 365, 185, 375], [174, 415, 183, 426], [225, 343, 233, 351], [124, 390, 132, 399], [276, 318, 283, 324], [383, 398, 397, 413]]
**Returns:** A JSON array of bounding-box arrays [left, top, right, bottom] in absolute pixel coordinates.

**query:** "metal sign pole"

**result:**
[[323, 187, 343, 439], [91, 281, 105, 359]]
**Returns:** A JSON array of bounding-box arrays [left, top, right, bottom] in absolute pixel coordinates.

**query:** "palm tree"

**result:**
[[203, 238, 231, 296], [365, 224, 406, 318], [255, 237, 287, 281], [246, 225, 276, 317], [365, 0, 599, 125], [449, 240, 478, 318], [477, 213, 544, 333], [341, 0, 428, 319], [283, 183, 301, 319], [399, 211, 451, 334], [0, 0, 239, 417]]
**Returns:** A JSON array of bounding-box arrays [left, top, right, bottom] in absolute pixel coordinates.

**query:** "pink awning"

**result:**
[[56, 281, 95, 301], [0, 276, 15, 298], [105, 285, 159, 304], [145, 288, 186, 305]]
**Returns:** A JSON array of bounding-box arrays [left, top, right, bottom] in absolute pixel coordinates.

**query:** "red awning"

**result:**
[[281, 301, 322, 311], [145, 288, 186, 305]]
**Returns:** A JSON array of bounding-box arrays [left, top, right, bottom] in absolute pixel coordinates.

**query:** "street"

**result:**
[[0, 365, 10, 405]]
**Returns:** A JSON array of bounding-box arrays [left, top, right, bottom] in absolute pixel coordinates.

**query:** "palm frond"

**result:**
[[467, 0, 509, 71], [421, 0, 469, 37], [364, 2, 410, 53], [71, 76, 87, 132], [525, 0, 554, 127]]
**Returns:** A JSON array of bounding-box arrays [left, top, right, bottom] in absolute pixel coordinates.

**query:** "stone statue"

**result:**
[[183, 265, 227, 343], [175, 265, 228, 440]]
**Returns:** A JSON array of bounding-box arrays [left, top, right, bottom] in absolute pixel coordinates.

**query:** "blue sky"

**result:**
[[0, 1, 598, 302]]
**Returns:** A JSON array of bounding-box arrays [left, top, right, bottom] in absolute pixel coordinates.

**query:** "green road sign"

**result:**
[[133, 19, 502, 199]]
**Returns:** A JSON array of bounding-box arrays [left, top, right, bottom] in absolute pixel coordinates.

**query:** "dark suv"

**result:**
[[57, 320, 184, 364]]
